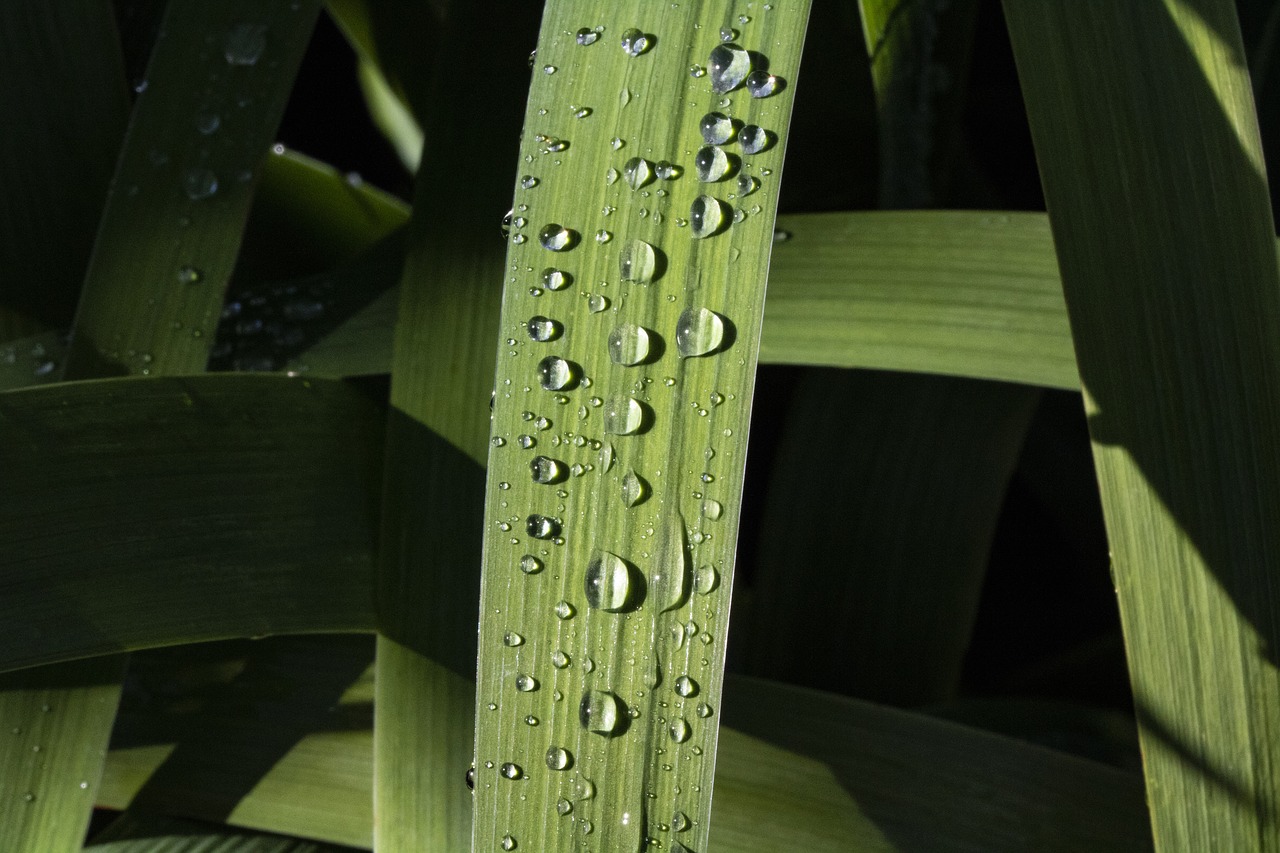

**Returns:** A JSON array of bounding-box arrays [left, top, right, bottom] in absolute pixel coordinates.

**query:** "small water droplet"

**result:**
[[675, 675, 699, 698], [701, 499, 724, 521], [585, 550, 634, 611], [22, 792, 35, 803], [738, 124, 773, 154], [557, 797, 573, 815], [774, 228, 792, 243], [542, 268, 571, 290], [525, 714, 539, 725], [603, 396, 644, 434], [195, 112, 220, 135], [515, 673, 539, 692], [720, 26, 738, 41], [537, 355, 578, 391], [517, 434, 537, 450], [708, 43, 751, 92], [623, 157, 654, 190], [504, 631, 525, 647], [605, 167, 620, 185], [581, 820, 594, 835], [690, 196, 728, 238], [699, 112, 734, 145], [695, 701, 713, 718], [543, 64, 557, 74], [527, 515, 561, 539], [672, 810, 691, 832], [594, 229, 612, 244], [656, 160, 681, 180], [670, 717, 691, 743], [576, 27, 599, 46], [579, 690, 623, 734], [694, 146, 731, 182], [521, 175, 539, 189], [599, 442, 615, 471], [676, 308, 726, 357], [224, 23, 267, 65], [619, 239, 658, 283], [587, 294, 610, 313], [736, 174, 759, 196], [539, 224, 576, 251], [621, 470, 649, 507], [555, 600, 575, 619], [500, 761, 523, 780], [531, 455, 567, 485], [552, 650, 570, 668], [527, 315, 562, 341], [176, 265, 202, 285], [746, 70, 780, 98], [689, 63, 706, 78], [181, 168, 218, 200], [694, 564, 720, 594], [620, 28, 651, 56], [501, 833, 518, 851]]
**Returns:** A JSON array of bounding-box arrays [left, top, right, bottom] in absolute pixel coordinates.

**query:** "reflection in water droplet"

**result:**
[[623, 157, 653, 190], [519, 555, 543, 574], [224, 23, 267, 65], [539, 224, 575, 251], [527, 515, 560, 539], [545, 745, 572, 770], [608, 324, 651, 366], [738, 124, 772, 154], [676, 308, 725, 357], [542, 268, 571, 290], [619, 239, 657, 283], [537, 356, 577, 391], [690, 196, 728, 240], [670, 717, 691, 742], [694, 564, 720, 594], [531, 455, 567, 484], [500, 762, 523, 779], [708, 43, 751, 93], [694, 146, 730, 182], [579, 690, 622, 734], [603, 396, 644, 434], [182, 168, 218, 200], [515, 673, 538, 692], [527, 316, 562, 341], [746, 70, 780, 98], [620, 470, 649, 507], [699, 112, 735, 145], [584, 550, 633, 611], [675, 675, 699, 697], [620, 28, 651, 56], [504, 631, 525, 647]]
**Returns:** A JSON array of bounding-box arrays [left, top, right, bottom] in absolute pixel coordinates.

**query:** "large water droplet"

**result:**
[[674, 675, 699, 697], [531, 455, 567, 484], [621, 470, 649, 507], [515, 673, 539, 692], [699, 112, 735, 145], [579, 690, 623, 734], [690, 196, 727, 239], [651, 523, 691, 612], [584, 550, 634, 611], [599, 442, 615, 471], [182, 168, 218, 200], [500, 762, 523, 779], [504, 631, 525, 647], [527, 514, 560, 539], [694, 146, 730, 182], [746, 70, 780, 98], [623, 157, 654, 190], [557, 797, 573, 815], [676, 308, 725, 357], [574, 776, 596, 800], [701, 498, 724, 520], [576, 27, 599, 46], [224, 23, 267, 66], [708, 43, 751, 93], [519, 554, 544, 574], [527, 316, 562, 341], [607, 323, 651, 365], [539, 224, 576, 251], [542, 268, 571, 290], [672, 811, 691, 832], [603, 396, 644, 434], [620, 28, 651, 56], [694, 564, 720, 594], [738, 124, 773, 154], [537, 356, 577, 390], [670, 717, 691, 743], [587, 294, 610, 313], [546, 746, 572, 770], [619, 239, 657, 283]]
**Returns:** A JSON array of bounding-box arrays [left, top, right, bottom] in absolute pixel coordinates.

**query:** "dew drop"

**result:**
[[552, 650, 570, 668], [696, 701, 713, 718], [176, 265, 202, 285], [531, 455, 567, 484], [594, 229, 612, 244], [607, 323, 651, 365], [699, 112, 734, 145], [672, 810, 691, 832], [619, 239, 657, 283], [676, 308, 726, 357], [701, 499, 723, 520], [675, 675, 699, 698], [694, 146, 731, 182], [690, 196, 728, 239], [501, 834, 517, 851], [517, 434, 537, 450], [181, 168, 218, 200], [546, 746, 572, 770], [651, 523, 691, 612], [720, 26, 738, 41], [525, 714, 539, 725], [579, 690, 622, 734], [736, 174, 759, 196], [466, 766, 476, 790], [539, 224, 576, 251], [620, 28, 651, 56], [738, 124, 773, 154], [622, 157, 654, 190], [543, 64, 557, 74], [670, 717, 691, 743], [521, 175, 539, 189], [587, 294, 610, 313], [557, 797, 573, 815], [746, 70, 780, 98], [576, 27, 599, 45], [584, 550, 634, 611], [527, 514, 560, 539], [603, 396, 644, 435], [689, 63, 706, 78], [542, 268, 571, 290], [527, 316, 562, 342], [500, 762, 523, 779], [504, 631, 525, 647], [694, 564, 720, 594], [224, 23, 267, 66], [621, 470, 649, 507], [555, 600, 575, 619], [515, 673, 539, 692], [708, 43, 751, 93], [537, 356, 577, 391]]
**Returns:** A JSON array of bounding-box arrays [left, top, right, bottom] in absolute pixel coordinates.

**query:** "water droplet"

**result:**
[[521, 174, 539, 189], [501, 834, 517, 851], [552, 650, 570, 668], [774, 228, 791, 242], [699, 112, 734, 144], [515, 673, 539, 692], [504, 631, 525, 647], [670, 717, 691, 743], [690, 196, 727, 239], [623, 157, 654, 190], [176, 265, 202, 285], [594, 229, 612, 244], [708, 43, 750, 93], [542, 745, 573, 772], [676, 308, 725, 357], [517, 434, 537, 450], [696, 701, 713, 718], [579, 690, 623, 734], [620, 28, 651, 56], [607, 323, 652, 366], [539, 224, 576, 251], [584, 550, 634, 611], [619, 239, 657, 283], [181, 168, 218, 200], [672, 810, 691, 832], [701, 499, 724, 521], [689, 63, 706, 78], [656, 160, 681, 180], [694, 564, 720, 594], [576, 27, 599, 45], [671, 622, 687, 648], [542, 268, 571, 290], [527, 315, 562, 342], [603, 396, 644, 435], [543, 64, 557, 74], [22, 792, 35, 803], [736, 174, 759, 196], [525, 714, 539, 725], [621, 470, 649, 507], [738, 124, 773, 154], [555, 600, 575, 619], [530, 455, 567, 485], [540, 136, 569, 153], [500, 762, 523, 779], [746, 70, 780, 98], [581, 820, 594, 835], [557, 797, 573, 815], [605, 167, 620, 185], [196, 113, 220, 135], [587, 294, 610, 313], [224, 23, 267, 65], [651, 523, 691, 612], [694, 146, 731, 182], [574, 106, 591, 118], [527, 514, 561, 539], [720, 26, 738, 41], [537, 356, 577, 391], [599, 442, 615, 471], [675, 675, 699, 697]]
